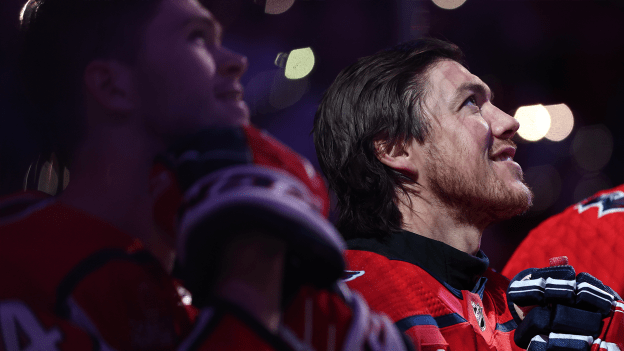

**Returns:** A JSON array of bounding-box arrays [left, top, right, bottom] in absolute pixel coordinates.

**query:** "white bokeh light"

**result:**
[[544, 104, 574, 142], [515, 104, 551, 141], [431, 0, 467, 10], [264, 0, 295, 15]]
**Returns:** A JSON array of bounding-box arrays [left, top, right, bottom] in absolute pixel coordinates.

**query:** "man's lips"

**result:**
[[490, 145, 517, 162]]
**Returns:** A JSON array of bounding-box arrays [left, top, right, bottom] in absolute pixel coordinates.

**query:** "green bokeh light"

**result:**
[[285, 48, 315, 80]]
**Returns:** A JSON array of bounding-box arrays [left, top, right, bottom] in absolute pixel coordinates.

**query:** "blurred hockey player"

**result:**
[[313, 38, 624, 351], [1, 0, 249, 349]]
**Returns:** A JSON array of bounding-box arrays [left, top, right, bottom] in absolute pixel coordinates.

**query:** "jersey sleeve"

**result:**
[[0, 299, 114, 351], [0, 265, 113, 351]]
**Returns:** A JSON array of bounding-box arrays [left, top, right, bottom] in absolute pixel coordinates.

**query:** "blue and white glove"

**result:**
[[507, 257, 621, 351]]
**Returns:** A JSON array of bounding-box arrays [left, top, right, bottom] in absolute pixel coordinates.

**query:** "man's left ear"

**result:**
[[374, 140, 422, 179], [83, 59, 138, 114]]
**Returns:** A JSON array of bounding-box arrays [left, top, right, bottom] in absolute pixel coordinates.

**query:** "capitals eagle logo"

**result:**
[[576, 190, 624, 218]]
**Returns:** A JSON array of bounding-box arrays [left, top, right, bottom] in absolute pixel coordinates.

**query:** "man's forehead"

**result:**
[[150, 0, 217, 31], [428, 60, 489, 97]]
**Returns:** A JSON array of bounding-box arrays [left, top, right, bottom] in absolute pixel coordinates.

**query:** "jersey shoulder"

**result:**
[[344, 249, 455, 319], [0, 190, 50, 222], [345, 250, 520, 351], [503, 184, 624, 295], [0, 201, 140, 298], [0, 200, 194, 350]]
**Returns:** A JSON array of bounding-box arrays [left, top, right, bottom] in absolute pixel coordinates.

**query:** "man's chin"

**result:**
[[492, 185, 534, 220]]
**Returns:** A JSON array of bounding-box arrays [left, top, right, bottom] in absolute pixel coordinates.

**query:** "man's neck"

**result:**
[[57, 126, 174, 271], [397, 191, 486, 255]]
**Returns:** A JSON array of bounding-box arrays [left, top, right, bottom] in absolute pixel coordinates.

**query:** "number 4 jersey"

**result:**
[[0, 192, 194, 351]]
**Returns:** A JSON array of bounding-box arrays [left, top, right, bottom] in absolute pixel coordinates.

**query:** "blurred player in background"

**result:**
[[0, 0, 247, 349], [314, 38, 624, 351], [0, 0, 413, 349], [503, 184, 624, 296]]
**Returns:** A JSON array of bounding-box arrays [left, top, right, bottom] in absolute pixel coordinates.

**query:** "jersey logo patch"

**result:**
[[576, 190, 624, 218], [343, 270, 365, 282], [471, 301, 486, 331]]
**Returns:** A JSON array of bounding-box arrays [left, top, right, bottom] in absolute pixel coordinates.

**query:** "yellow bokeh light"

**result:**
[[431, 0, 467, 10], [265, 0, 295, 15], [544, 104, 574, 142], [515, 104, 551, 142], [285, 47, 315, 80]]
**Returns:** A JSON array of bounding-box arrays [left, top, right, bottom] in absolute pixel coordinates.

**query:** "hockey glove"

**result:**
[[507, 257, 623, 351]]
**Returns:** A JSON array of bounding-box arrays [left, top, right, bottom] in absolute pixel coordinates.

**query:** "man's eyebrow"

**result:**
[[451, 82, 494, 106], [180, 15, 223, 38]]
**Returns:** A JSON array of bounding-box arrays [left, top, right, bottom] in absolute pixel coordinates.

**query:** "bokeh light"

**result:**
[[63, 168, 70, 190], [245, 68, 310, 114], [431, 0, 467, 10], [269, 73, 310, 109], [574, 173, 612, 203], [544, 104, 574, 141], [38, 161, 58, 195], [515, 104, 551, 141], [571, 124, 613, 172], [524, 164, 562, 213], [278, 47, 315, 80], [264, 0, 295, 15], [245, 70, 278, 115]]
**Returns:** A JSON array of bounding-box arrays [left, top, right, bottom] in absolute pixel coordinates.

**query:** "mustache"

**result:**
[[488, 139, 517, 158]]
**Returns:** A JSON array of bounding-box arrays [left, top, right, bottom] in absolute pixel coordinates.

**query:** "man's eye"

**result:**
[[462, 95, 478, 108], [189, 30, 209, 45]]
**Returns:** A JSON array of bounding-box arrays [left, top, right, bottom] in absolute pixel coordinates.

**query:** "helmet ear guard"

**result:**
[[23, 152, 69, 196]]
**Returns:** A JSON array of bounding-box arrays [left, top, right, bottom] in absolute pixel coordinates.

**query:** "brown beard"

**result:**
[[425, 143, 533, 228]]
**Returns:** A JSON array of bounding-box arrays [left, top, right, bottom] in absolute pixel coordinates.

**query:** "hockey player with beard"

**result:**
[[313, 38, 624, 351]]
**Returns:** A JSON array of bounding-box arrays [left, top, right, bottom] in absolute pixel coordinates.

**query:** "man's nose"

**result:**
[[218, 48, 248, 79], [488, 105, 519, 140]]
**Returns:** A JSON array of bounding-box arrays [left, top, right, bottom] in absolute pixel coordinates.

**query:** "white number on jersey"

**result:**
[[0, 300, 62, 351]]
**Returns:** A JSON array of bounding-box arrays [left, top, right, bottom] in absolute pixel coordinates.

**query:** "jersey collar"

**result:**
[[347, 229, 489, 291]]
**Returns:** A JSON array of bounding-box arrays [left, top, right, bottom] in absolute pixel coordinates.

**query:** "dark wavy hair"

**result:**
[[18, 0, 163, 166], [313, 38, 465, 241]]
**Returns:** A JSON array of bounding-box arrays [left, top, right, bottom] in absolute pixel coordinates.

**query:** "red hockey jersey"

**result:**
[[178, 300, 294, 351], [0, 195, 194, 350], [179, 284, 413, 351], [503, 184, 624, 296], [344, 230, 521, 351], [179, 286, 354, 351]]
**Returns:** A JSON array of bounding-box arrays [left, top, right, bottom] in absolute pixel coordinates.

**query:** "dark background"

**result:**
[[2, 0, 623, 271]]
